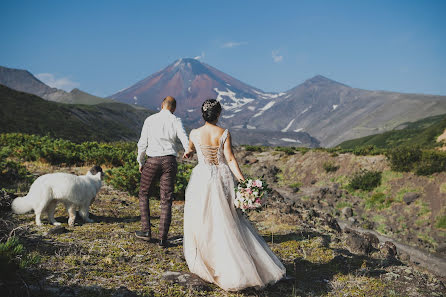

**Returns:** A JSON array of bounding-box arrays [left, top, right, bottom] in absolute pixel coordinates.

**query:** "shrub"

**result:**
[[414, 150, 446, 176], [323, 161, 339, 173], [106, 154, 194, 199], [0, 237, 40, 280], [365, 192, 392, 210], [275, 146, 295, 155], [244, 145, 264, 152], [0, 159, 32, 189], [435, 215, 446, 229], [386, 146, 422, 172], [348, 169, 382, 191], [352, 145, 380, 156]]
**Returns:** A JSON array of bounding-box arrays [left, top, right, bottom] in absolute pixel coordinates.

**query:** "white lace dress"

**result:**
[[183, 129, 286, 291]]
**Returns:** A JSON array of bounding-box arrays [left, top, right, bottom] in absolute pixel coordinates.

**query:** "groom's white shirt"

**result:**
[[137, 109, 189, 167]]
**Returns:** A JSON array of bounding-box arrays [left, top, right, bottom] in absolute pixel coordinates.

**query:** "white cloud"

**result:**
[[36, 73, 79, 91], [194, 52, 205, 60], [221, 41, 247, 48], [272, 50, 283, 63]]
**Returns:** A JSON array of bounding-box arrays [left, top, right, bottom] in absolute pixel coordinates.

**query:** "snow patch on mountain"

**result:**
[[247, 125, 256, 129], [332, 104, 338, 111], [253, 101, 276, 118], [281, 119, 295, 132], [281, 138, 302, 143], [214, 88, 255, 110], [223, 114, 235, 119]]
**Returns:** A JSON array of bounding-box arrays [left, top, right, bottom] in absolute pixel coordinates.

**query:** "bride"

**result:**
[[182, 99, 286, 291]]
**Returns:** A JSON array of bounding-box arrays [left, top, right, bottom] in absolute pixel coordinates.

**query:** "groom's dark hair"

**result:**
[[162, 96, 176, 110]]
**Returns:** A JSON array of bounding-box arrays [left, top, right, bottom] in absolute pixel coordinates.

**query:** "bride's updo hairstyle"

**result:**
[[201, 99, 222, 123]]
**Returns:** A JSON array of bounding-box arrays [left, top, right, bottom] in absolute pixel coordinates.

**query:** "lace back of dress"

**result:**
[[197, 129, 228, 166], [200, 144, 220, 165]]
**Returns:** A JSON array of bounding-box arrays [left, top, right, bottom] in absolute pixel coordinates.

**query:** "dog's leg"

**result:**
[[67, 204, 76, 226], [35, 210, 43, 226], [79, 204, 94, 223], [47, 200, 61, 226]]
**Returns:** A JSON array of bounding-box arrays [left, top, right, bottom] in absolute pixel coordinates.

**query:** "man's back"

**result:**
[[137, 109, 188, 166]]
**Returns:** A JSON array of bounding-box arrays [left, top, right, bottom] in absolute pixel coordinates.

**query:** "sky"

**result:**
[[1, 0, 445, 97]]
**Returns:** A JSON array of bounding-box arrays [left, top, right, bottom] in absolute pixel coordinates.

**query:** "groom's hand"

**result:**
[[183, 151, 193, 159], [139, 166, 143, 173]]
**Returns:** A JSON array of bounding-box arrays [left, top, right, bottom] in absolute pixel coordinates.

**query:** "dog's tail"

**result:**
[[11, 195, 34, 214]]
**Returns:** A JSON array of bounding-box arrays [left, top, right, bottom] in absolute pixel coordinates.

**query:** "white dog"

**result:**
[[12, 166, 103, 226]]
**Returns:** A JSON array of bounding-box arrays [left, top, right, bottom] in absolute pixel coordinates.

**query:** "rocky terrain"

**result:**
[[1, 151, 445, 296], [237, 147, 446, 256]]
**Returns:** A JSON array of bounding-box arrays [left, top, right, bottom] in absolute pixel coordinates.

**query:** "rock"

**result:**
[[436, 243, 446, 255], [348, 217, 357, 224], [111, 286, 139, 297], [324, 214, 341, 233], [341, 207, 353, 218], [46, 226, 69, 235], [311, 179, 317, 184], [362, 232, 380, 248], [345, 231, 374, 255], [379, 241, 397, 259], [162, 271, 210, 291], [398, 251, 410, 262], [403, 192, 420, 205]]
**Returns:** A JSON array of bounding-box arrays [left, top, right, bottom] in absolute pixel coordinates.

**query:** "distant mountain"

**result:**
[[110, 59, 446, 147], [337, 113, 446, 149], [0, 65, 115, 105], [109, 58, 284, 125], [0, 84, 154, 142]]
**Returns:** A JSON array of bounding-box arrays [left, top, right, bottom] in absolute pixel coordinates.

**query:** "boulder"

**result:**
[[341, 207, 353, 218], [345, 231, 374, 255], [379, 241, 397, 259], [162, 271, 210, 291], [403, 193, 420, 205]]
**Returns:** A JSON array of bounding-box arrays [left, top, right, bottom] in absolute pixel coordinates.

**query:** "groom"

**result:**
[[135, 96, 189, 247]]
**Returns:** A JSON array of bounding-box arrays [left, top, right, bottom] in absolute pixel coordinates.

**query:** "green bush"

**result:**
[[275, 146, 295, 155], [386, 146, 422, 172], [435, 215, 446, 229], [0, 159, 33, 189], [348, 169, 382, 191], [0, 237, 40, 280], [244, 145, 265, 152], [323, 161, 339, 173], [106, 154, 194, 199], [414, 150, 446, 176], [365, 192, 392, 210], [352, 145, 381, 156]]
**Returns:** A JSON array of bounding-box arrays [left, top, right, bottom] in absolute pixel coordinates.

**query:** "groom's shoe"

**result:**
[[135, 231, 153, 241], [158, 238, 170, 248]]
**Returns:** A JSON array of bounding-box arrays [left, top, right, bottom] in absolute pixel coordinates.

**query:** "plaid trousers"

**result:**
[[139, 155, 177, 241]]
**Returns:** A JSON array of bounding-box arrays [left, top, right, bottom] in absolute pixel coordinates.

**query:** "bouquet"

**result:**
[[234, 178, 270, 212]]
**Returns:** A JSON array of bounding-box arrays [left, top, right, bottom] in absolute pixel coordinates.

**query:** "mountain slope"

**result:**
[[337, 113, 446, 149], [109, 58, 283, 125], [0, 84, 154, 142], [0, 65, 116, 105], [110, 59, 446, 147], [251, 77, 446, 147]]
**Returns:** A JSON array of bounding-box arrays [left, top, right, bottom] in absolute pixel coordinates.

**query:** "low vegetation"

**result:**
[[348, 169, 382, 192]]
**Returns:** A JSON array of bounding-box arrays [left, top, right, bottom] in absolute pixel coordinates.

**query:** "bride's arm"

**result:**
[[223, 132, 245, 182], [183, 130, 196, 159]]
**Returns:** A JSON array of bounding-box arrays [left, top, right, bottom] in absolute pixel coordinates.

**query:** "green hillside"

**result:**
[[338, 113, 446, 149], [0, 84, 154, 143]]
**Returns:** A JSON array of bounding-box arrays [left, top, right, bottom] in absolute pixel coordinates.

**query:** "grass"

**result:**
[[436, 214, 446, 229], [440, 183, 446, 194], [335, 201, 352, 210]]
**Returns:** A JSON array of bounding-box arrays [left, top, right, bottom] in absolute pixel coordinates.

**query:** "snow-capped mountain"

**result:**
[[109, 58, 283, 126], [109, 58, 446, 147]]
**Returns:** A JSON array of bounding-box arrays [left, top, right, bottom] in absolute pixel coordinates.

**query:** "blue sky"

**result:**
[[1, 0, 445, 96]]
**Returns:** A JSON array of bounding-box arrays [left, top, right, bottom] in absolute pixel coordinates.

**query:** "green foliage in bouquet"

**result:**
[[348, 169, 382, 192]]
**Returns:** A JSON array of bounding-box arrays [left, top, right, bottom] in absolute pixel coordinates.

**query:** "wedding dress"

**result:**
[[183, 129, 286, 291]]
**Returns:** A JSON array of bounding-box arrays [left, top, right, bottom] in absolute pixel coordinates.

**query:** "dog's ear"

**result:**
[[89, 165, 103, 176]]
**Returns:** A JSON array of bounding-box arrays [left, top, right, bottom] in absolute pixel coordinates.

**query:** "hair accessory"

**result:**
[[202, 100, 219, 112]]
